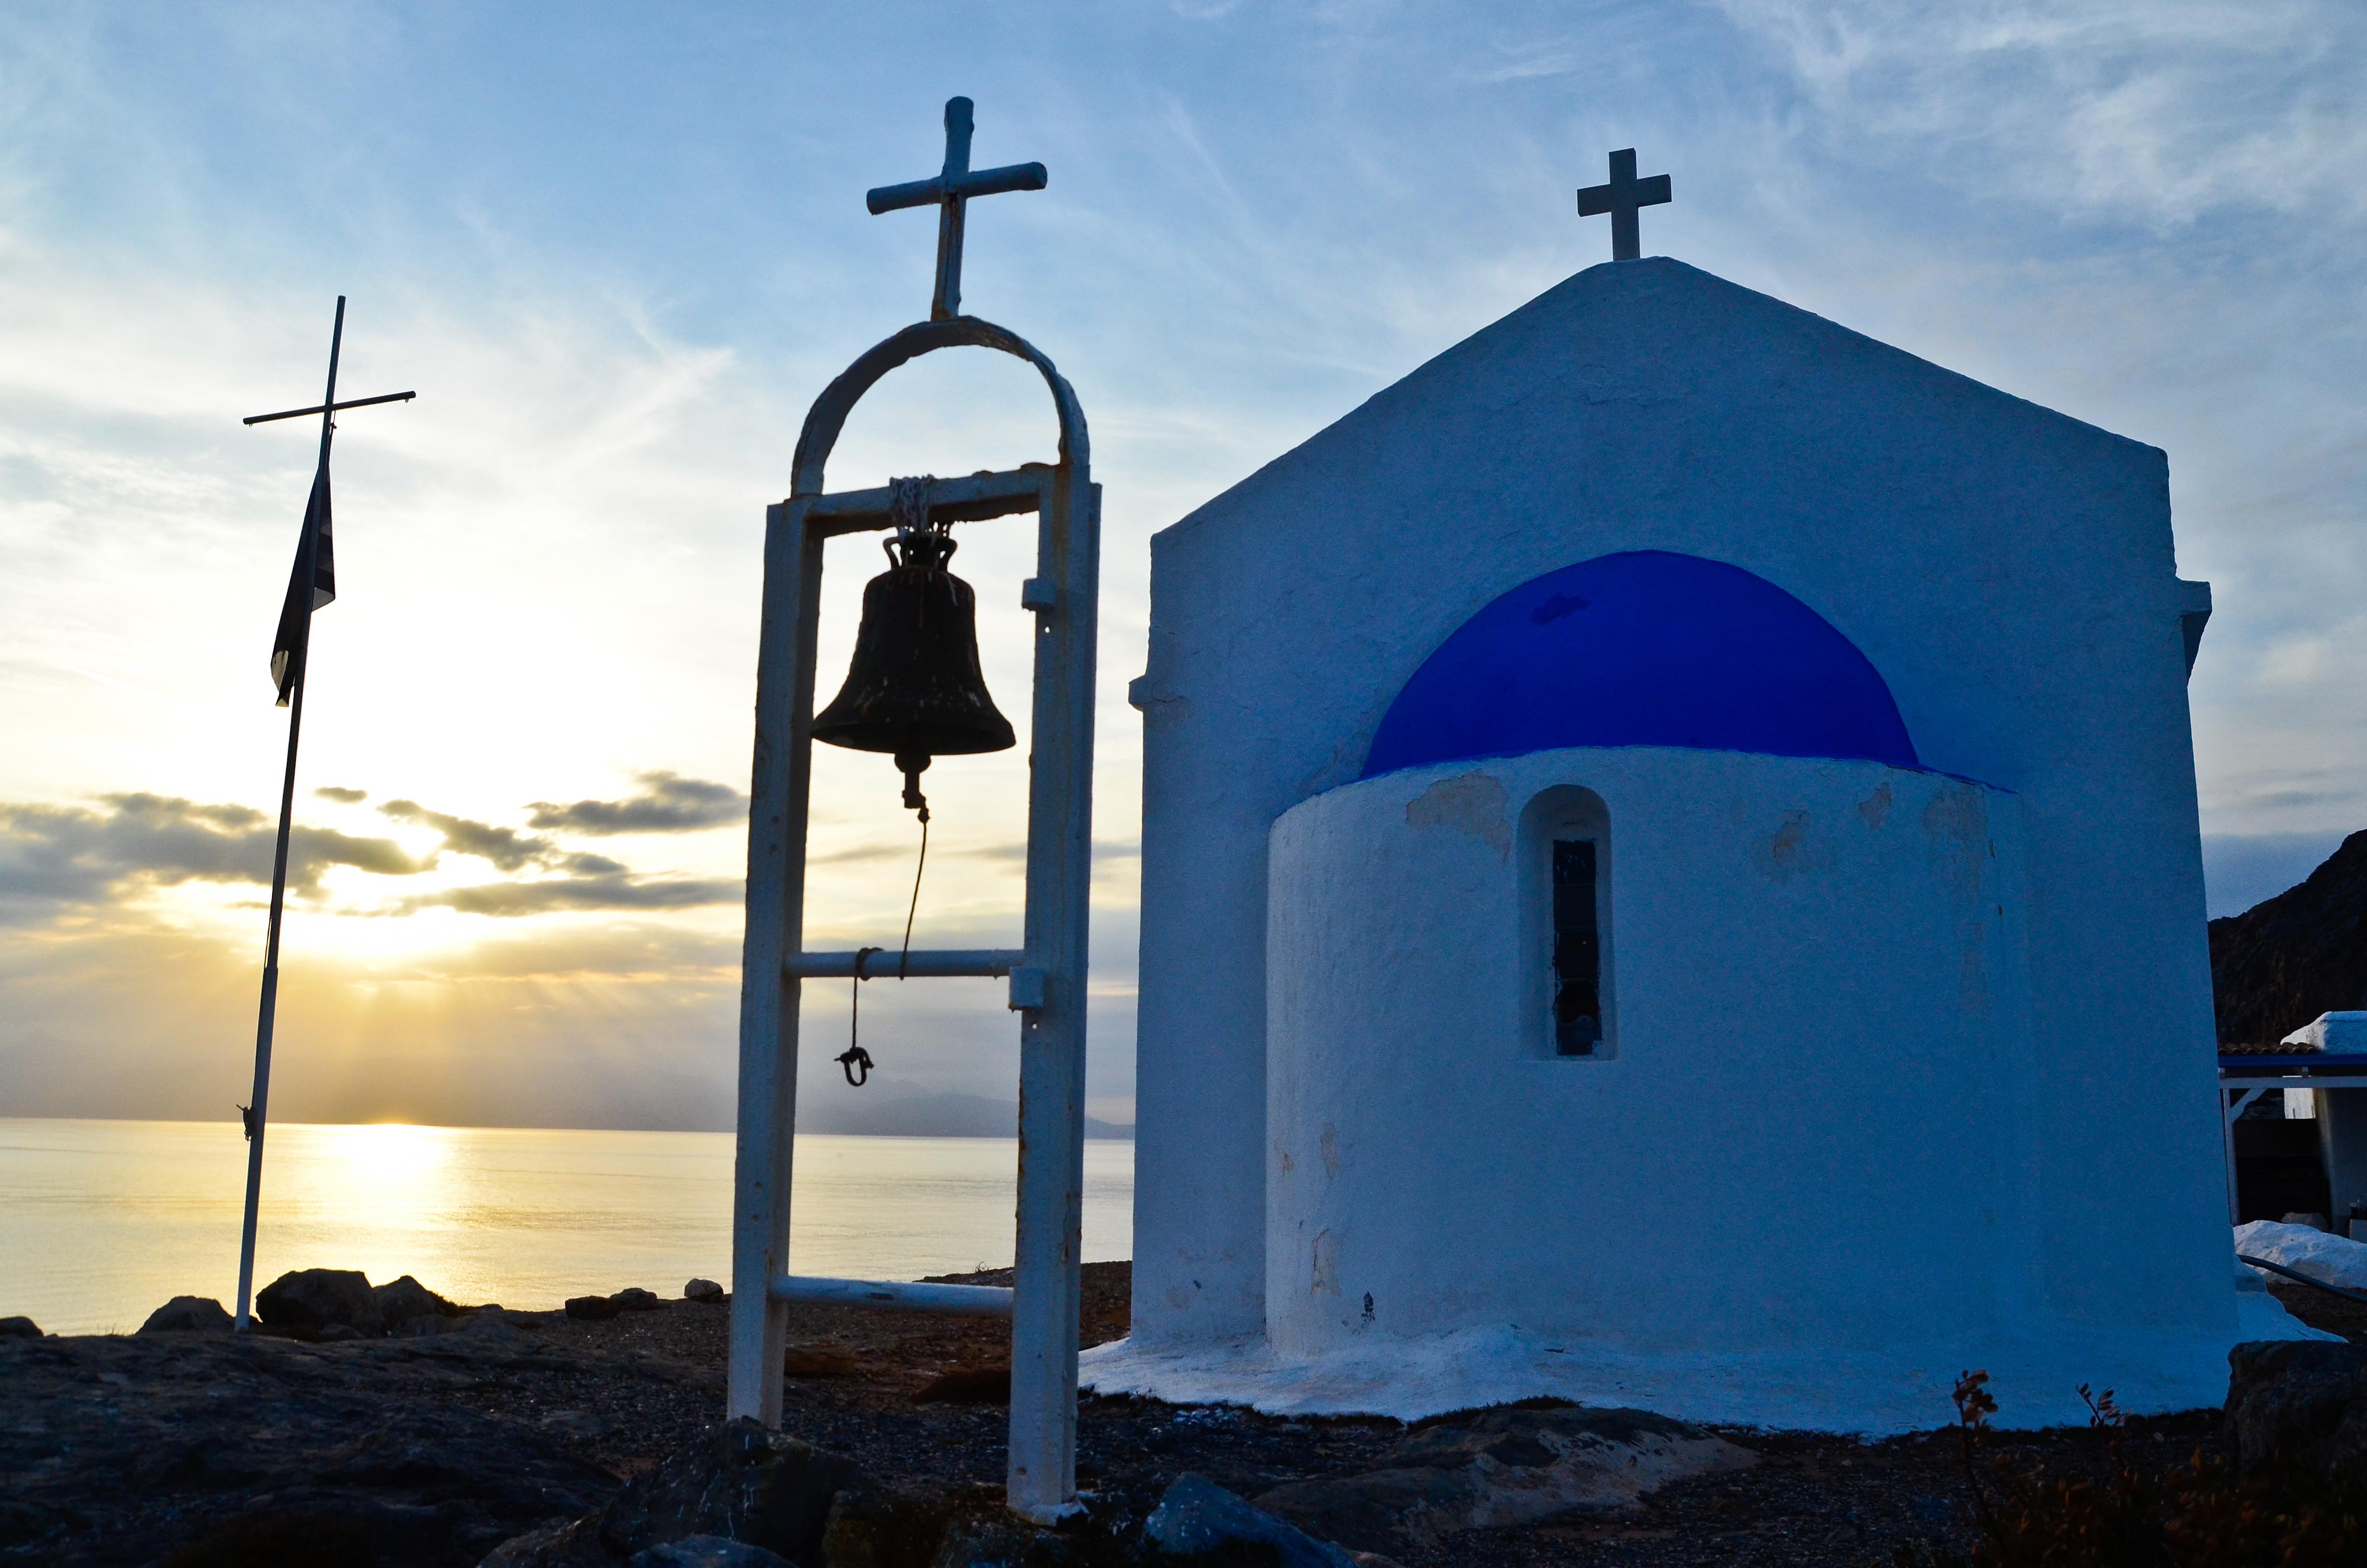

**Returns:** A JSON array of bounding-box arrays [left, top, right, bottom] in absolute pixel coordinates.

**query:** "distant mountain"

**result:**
[[796, 1089, 1131, 1141], [2209, 828, 2367, 1046]]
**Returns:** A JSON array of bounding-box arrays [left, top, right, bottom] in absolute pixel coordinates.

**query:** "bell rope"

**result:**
[[837, 946, 885, 1087]]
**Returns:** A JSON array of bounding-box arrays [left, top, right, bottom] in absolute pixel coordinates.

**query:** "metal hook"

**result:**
[[838, 946, 885, 1088]]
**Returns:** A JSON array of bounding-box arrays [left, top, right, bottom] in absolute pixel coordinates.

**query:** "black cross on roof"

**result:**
[[866, 97, 1047, 322], [1577, 149, 1671, 262]]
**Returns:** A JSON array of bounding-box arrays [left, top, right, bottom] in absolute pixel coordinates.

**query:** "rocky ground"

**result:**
[[2, 1267, 2358, 1567]]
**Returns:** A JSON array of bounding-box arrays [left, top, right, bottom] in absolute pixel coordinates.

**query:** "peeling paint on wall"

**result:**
[[1311, 1229, 1341, 1295], [1405, 772, 1512, 857], [1758, 808, 1832, 881], [1857, 781, 1893, 829], [1320, 1122, 1341, 1178], [1961, 912, 1991, 1017], [1923, 783, 1989, 895]]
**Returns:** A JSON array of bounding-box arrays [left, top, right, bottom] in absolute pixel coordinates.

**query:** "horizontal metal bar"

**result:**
[[770, 1274, 1014, 1316], [801, 467, 1050, 534], [789, 947, 1024, 979], [865, 162, 1046, 215], [2222, 1073, 2367, 1086], [2240, 1254, 2367, 1306], [2220, 1053, 2367, 1068], [866, 176, 946, 214], [243, 390, 417, 426], [954, 161, 1049, 199]]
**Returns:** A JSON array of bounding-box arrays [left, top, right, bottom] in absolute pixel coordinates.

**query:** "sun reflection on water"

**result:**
[[0, 1119, 1132, 1334], [322, 1121, 452, 1189]]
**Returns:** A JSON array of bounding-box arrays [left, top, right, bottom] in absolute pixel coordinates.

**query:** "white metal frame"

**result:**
[[2220, 1061, 2367, 1226], [728, 315, 1098, 1523]]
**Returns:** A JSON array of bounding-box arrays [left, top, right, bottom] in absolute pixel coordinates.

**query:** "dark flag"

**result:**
[[270, 466, 336, 706]]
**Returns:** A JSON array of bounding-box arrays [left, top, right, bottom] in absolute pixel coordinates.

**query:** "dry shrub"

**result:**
[[1894, 1371, 2364, 1567]]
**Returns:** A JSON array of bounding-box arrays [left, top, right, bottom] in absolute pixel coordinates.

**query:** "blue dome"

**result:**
[[1363, 550, 1918, 778]]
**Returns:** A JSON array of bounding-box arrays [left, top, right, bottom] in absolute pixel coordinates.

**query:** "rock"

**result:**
[[256, 1268, 385, 1336], [781, 1346, 862, 1379], [1145, 1473, 1358, 1567], [929, 1517, 1078, 1567], [596, 1417, 863, 1565], [451, 1310, 539, 1349], [317, 1323, 368, 1343], [611, 1288, 664, 1313], [628, 1534, 793, 1568], [154, 1507, 387, 1565], [479, 1516, 602, 1567], [566, 1295, 622, 1321], [819, 1481, 970, 1565], [2226, 1339, 2367, 1477], [1, 1310, 641, 1568], [911, 1366, 1009, 1405], [139, 1296, 233, 1334], [392, 1306, 519, 1339], [1253, 1405, 1756, 1556], [0, 1316, 38, 1340], [391, 1312, 458, 1338], [2210, 829, 2367, 1046], [684, 1279, 725, 1305], [375, 1274, 457, 1330]]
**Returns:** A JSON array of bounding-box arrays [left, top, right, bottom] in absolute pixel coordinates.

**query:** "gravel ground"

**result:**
[[5, 1267, 2354, 1566]]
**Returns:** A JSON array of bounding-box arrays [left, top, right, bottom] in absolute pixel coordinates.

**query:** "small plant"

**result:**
[[1891, 1369, 2363, 1566]]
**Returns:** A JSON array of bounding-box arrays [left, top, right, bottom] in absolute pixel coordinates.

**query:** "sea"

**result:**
[[0, 1119, 1133, 1336]]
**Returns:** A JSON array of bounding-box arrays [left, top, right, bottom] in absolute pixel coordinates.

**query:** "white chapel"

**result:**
[[1083, 250, 2327, 1431]]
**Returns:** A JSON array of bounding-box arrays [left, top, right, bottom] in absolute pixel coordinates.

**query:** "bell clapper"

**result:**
[[896, 750, 931, 823], [894, 757, 931, 982]]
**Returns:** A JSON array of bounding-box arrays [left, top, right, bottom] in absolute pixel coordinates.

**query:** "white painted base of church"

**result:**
[[1081, 1274, 2330, 1433], [1098, 744, 2339, 1432]]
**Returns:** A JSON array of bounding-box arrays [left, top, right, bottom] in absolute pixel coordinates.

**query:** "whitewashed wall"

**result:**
[[1265, 748, 2033, 1354]]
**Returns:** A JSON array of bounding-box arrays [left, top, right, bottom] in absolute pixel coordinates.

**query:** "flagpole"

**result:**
[[234, 297, 345, 1333]]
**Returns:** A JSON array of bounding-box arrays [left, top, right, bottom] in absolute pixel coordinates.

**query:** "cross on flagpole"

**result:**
[[865, 96, 1047, 321], [230, 297, 413, 1334], [1577, 148, 1672, 262]]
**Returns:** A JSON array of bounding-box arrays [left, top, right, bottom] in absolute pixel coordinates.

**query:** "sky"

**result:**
[[3, 1, 2364, 1132]]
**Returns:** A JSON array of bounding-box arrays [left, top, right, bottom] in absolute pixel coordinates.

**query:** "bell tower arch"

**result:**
[[728, 100, 1100, 1527]]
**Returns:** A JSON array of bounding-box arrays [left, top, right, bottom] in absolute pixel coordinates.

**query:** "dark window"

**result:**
[[1552, 839, 1602, 1056]]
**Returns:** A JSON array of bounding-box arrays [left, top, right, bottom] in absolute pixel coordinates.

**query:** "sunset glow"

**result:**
[[5, 3, 2364, 1135]]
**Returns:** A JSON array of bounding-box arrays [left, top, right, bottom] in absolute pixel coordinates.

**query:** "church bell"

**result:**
[[811, 515, 1014, 816]]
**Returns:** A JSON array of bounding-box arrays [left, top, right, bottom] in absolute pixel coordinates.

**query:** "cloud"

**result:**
[[961, 838, 1143, 864], [399, 872, 741, 918], [0, 912, 744, 1129], [0, 792, 431, 917], [377, 798, 638, 878], [0, 783, 726, 930], [809, 840, 911, 867], [379, 798, 553, 872], [528, 771, 746, 835], [314, 786, 368, 803], [1714, 0, 2367, 228]]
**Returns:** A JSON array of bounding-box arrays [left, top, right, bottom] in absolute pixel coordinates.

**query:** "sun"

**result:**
[[323, 1120, 451, 1188]]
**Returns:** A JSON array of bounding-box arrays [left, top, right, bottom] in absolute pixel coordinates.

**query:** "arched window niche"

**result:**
[[1519, 785, 1615, 1060]]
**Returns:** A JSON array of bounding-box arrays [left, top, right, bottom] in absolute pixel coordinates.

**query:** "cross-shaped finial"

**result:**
[[867, 97, 1048, 322], [1577, 149, 1671, 262]]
